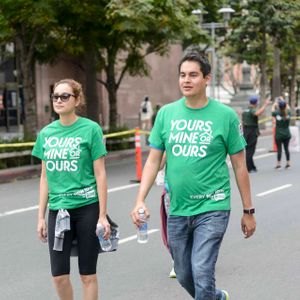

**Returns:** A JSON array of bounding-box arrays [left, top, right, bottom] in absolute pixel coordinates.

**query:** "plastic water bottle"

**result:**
[[96, 224, 112, 251], [137, 208, 148, 243]]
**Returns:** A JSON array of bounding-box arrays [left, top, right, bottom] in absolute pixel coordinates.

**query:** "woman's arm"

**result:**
[[37, 161, 48, 243], [93, 157, 110, 238]]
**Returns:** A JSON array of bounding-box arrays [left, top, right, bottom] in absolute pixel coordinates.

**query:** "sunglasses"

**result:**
[[51, 93, 75, 102]]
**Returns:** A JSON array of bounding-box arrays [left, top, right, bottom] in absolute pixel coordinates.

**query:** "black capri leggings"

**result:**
[[275, 137, 290, 162], [48, 202, 100, 276]]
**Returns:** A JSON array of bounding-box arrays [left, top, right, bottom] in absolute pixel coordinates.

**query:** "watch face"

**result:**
[[244, 208, 255, 214]]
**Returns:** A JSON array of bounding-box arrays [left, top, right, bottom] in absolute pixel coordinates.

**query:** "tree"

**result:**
[[52, 0, 204, 128], [0, 0, 58, 139], [225, 0, 300, 102]]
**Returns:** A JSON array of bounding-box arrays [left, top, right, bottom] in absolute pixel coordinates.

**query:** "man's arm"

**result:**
[[131, 148, 163, 227], [255, 97, 270, 116], [230, 150, 256, 238]]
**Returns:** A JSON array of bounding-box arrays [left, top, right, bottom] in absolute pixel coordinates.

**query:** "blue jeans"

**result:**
[[168, 211, 230, 300]]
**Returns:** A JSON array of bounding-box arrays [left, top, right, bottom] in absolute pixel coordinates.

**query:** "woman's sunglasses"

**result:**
[[51, 93, 75, 102]]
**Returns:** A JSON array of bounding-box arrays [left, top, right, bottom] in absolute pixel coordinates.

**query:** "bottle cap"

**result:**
[[138, 208, 145, 214]]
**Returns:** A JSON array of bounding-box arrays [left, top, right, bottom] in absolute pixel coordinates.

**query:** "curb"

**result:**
[[0, 148, 150, 184]]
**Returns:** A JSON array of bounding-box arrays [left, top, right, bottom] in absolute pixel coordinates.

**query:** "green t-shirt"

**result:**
[[272, 110, 291, 139], [32, 117, 107, 210], [149, 98, 246, 216], [242, 107, 258, 127]]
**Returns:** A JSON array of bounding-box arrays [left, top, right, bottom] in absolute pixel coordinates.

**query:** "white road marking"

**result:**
[[0, 183, 140, 218], [119, 229, 160, 244], [256, 184, 292, 197], [254, 153, 275, 159], [255, 148, 266, 153]]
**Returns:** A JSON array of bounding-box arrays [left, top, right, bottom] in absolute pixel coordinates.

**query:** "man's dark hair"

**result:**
[[178, 52, 211, 77]]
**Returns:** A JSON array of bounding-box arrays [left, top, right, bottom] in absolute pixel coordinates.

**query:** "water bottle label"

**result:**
[[140, 222, 147, 231]]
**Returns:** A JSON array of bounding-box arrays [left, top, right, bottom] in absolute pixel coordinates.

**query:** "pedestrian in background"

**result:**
[[140, 96, 153, 130], [242, 95, 270, 173], [131, 52, 256, 300], [32, 78, 110, 300], [152, 103, 162, 127], [272, 98, 291, 169]]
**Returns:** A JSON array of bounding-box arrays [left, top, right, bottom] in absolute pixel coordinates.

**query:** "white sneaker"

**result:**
[[169, 267, 176, 278], [221, 290, 229, 300]]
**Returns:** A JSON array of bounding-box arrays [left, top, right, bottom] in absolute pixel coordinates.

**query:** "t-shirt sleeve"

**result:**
[[31, 131, 45, 160], [90, 125, 107, 160], [227, 113, 246, 155], [148, 109, 165, 151]]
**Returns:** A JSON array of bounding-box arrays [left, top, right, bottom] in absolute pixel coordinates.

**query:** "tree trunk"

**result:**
[[272, 45, 281, 98], [290, 54, 297, 110], [84, 48, 100, 123], [15, 37, 37, 140], [259, 31, 268, 101], [106, 52, 118, 129]]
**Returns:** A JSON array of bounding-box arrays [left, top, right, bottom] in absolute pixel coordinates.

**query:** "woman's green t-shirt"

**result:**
[[149, 98, 246, 217], [32, 117, 107, 210]]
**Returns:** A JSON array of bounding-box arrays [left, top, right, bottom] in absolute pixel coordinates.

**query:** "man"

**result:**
[[242, 95, 270, 172], [131, 52, 256, 300]]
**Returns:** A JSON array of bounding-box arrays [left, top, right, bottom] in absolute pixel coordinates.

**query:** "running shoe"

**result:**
[[275, 165, 282, 170], [221, 290, 229, 300], [169, 267, 176, 278]]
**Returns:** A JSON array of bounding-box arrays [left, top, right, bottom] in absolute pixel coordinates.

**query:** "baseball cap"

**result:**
[[278, 100, 286, 109], [249, 95, 259, 104]]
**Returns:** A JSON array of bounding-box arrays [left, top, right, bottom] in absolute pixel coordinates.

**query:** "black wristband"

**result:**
[[243, 208, 255, 214]]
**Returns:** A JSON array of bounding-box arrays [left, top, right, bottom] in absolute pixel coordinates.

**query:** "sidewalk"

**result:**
[[0, 148, 149, 184]]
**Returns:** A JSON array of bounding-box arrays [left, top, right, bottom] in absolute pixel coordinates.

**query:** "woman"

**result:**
[[140, 96, 153, 130], [272, 99, 291, 169], [32, 79, 110, 300]]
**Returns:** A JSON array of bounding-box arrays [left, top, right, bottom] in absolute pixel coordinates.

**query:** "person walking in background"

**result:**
[[140, 96, 153, 130], [152, 103, 162, 127], [242, 95, 270, 173], [272, 98, 291, 169], [131, 52, 256, 300], [32, 79, 110, 300]]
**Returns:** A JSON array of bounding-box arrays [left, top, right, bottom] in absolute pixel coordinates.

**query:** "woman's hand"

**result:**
[[37, 218, 47, 243], [96, 215, 111, 240]]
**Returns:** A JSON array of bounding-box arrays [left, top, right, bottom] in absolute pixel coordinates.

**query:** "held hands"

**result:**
[[131, 203, 150, 228], [37, 218, 47, 243], [241, 214, 256, 238], [96, 216, 111, 240]]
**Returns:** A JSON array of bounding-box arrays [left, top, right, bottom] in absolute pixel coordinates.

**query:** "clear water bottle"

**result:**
[[137, 208, 148, 243], [96, 224, 112, 251]]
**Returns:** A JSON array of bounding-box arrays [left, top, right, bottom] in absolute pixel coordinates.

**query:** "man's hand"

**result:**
[[131, 203, 150, 228], [241, 214, 256, 238]]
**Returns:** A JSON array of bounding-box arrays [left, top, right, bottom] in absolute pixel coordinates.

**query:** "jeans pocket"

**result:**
[[204, 211, 230, 237]]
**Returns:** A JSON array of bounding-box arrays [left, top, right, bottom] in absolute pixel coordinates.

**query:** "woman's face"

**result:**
[[52, 83, 78, 116]]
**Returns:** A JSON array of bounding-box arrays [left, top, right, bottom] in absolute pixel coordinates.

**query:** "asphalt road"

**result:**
[[0, 134, 300, 300]]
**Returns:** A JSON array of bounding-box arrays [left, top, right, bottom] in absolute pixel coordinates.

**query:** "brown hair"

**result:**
[[54, 79, 86, 114]]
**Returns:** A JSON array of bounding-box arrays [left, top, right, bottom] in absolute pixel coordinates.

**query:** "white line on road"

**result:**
[[119, 229, 160, 244], [0, 183, 140, 218], [254, 152, 275, 159], [256, 184, 292, 197]]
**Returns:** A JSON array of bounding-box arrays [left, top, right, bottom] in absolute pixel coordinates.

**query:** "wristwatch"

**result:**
[[243, 208, 255, 214]]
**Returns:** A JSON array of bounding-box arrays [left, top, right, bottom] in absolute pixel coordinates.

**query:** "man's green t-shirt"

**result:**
[[272, 110, 291, 140], [32, 117, 107, 210], [149, 98, 246, 217], [242, 107, 258, 127]]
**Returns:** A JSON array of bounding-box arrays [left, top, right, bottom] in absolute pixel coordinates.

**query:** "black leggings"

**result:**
[[48, 202, 100, 276], [275, 137, 290, 162]]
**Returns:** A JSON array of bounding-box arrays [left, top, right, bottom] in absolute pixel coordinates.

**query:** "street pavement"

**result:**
[[0, 134, 300, 300]]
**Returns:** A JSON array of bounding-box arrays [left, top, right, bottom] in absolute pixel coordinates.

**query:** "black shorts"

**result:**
[[48, 202, 100, 276]]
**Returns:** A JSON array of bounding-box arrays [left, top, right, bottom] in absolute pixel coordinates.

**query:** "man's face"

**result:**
[[179, 61, 210, 98]]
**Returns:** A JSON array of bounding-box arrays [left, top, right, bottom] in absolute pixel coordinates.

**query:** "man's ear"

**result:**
[[205, 74, 211, 85]]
